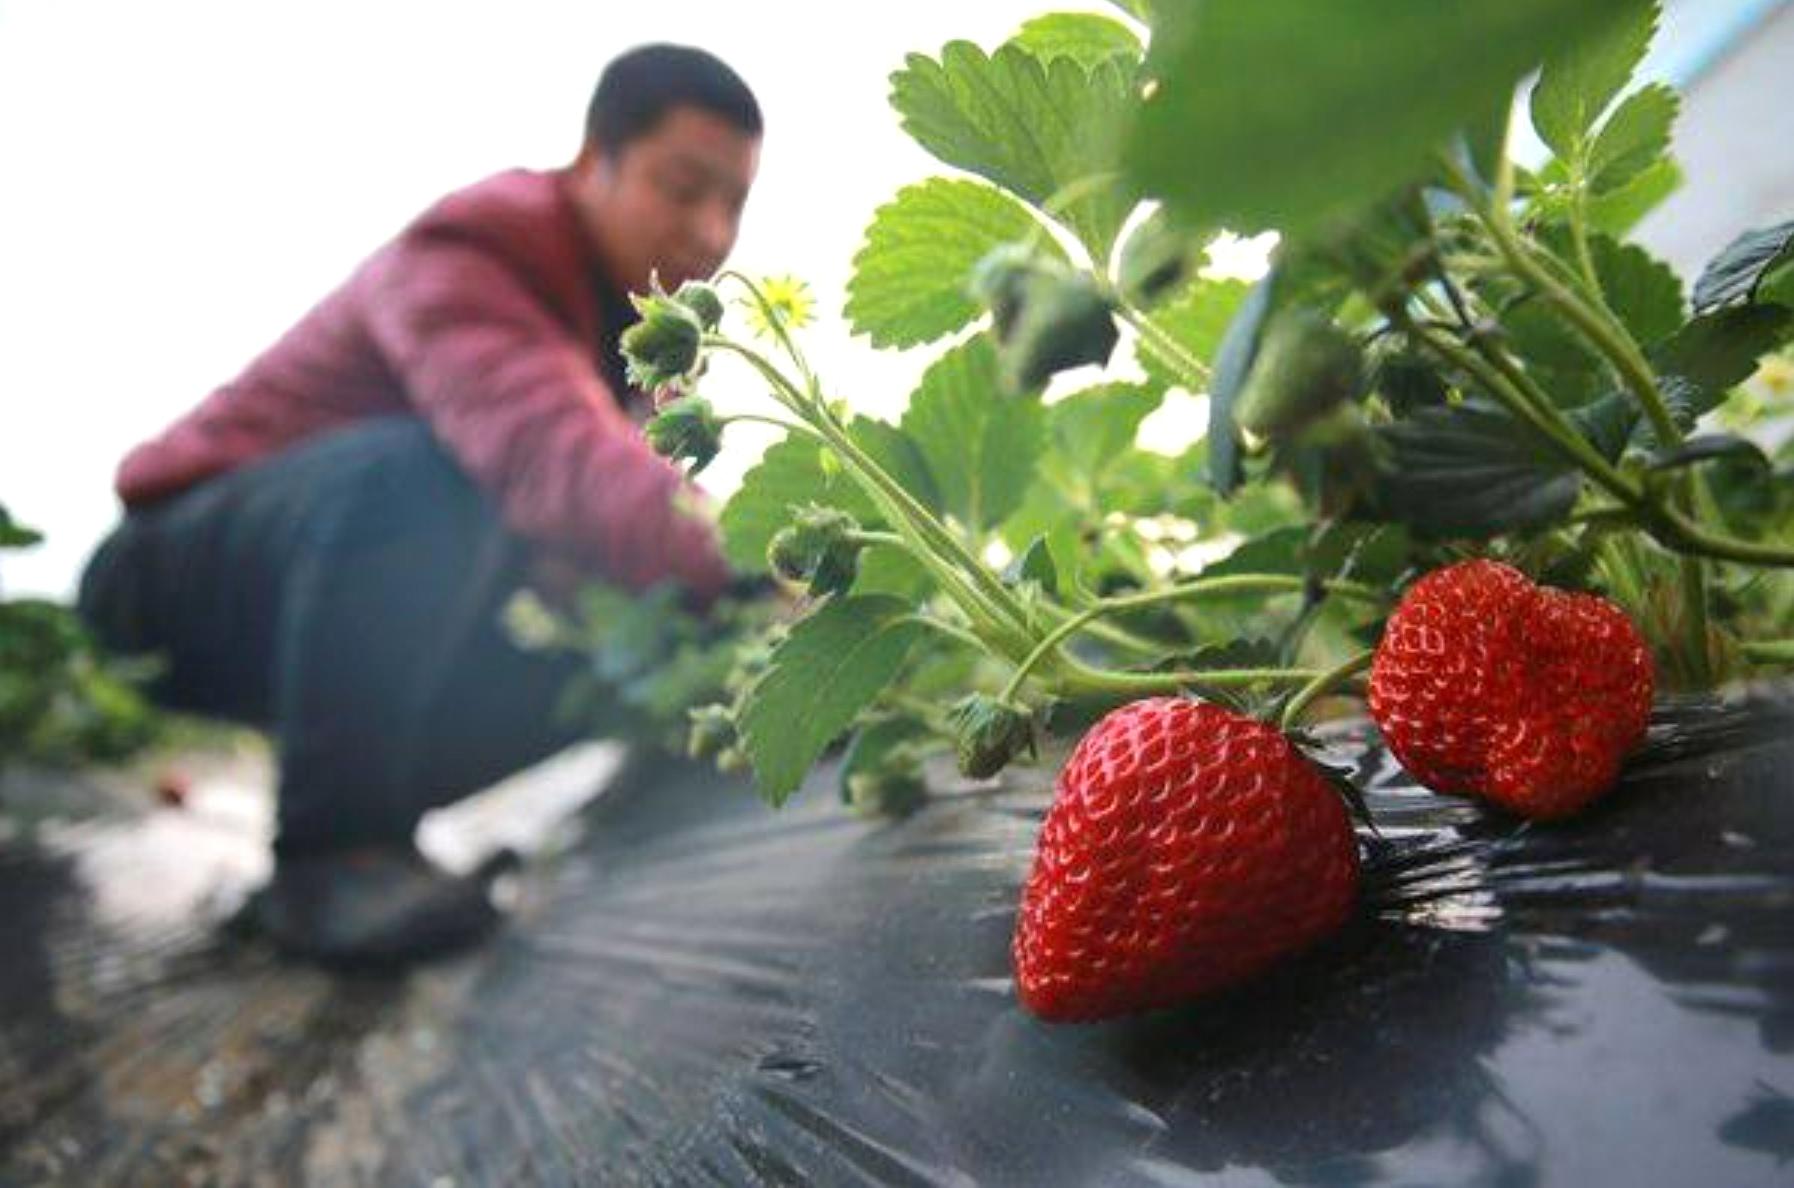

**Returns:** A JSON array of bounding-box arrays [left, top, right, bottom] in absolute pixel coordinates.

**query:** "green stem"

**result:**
[[1742, 640, 1794, 664], [1568, 503, 1638, 529], [1056, 660, 1325, 699], [1679, 544, 1715, 685], [718, 269, 817, 389], [705, 337, 821, 421], [846, 529, 907, 549], [707, 335, 1033, 648], [1566, 156, 1605, 298], [1441, 152, 1684, 449], [1279, 650, 1375, 731], [1655, 511, 1794, 567], [903, 615, 987, 653], [805, 411, 1041, 653], [1406, 304, 1794, 567], [998, 575, 1383, 701], [717, 413, 822, 439], [1445, 150, 1720, 675], [1407, 320, 1644, 506]]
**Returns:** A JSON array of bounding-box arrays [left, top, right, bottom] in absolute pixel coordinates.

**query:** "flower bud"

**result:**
[[673, 280, 726, 331], [767, 506, 864, 597], [644, 394, 724, 474], [846, 750, 928, 819], [621, 295, 704, 391], [686, 703, 738, 762]]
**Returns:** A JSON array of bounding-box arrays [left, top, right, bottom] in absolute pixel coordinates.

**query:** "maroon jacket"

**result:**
[[116, 168, 729, 601]]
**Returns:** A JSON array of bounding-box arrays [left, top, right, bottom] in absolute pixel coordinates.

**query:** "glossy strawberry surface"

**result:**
[[1369, 559, 1654, 819], [1014, 698, 1359, 1022]]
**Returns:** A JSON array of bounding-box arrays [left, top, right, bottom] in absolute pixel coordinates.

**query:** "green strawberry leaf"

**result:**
[[1530, 0, 1658, 157], [1691, 220, 1794, 314], [1013, 535, 1061, 598], [849, 415, 943, 514], [1533, 226, 1684, 347], [890, 42, 1138, 259], [1591, 234, 1685, 346], [0, 503, 43, 550], [1136, 277, 1252, 393], [846, 178, 1065, 349], [1568, 391, 1642, 462], [854, 544, 936, 602], [1327, 523, 1417, 590], [1200, 525, 1308, 579], [1645, 434, 1771, 474], [1370, 345, 1450, 416], [1500, 298, 1610, 408], [1045, 383, 1162, 483], [1007, 12, 1142, 71], [1586, 156, 1682, 236], [900, 336, 1046, 533], [1653, 305, 1794, 425], [1127, 0, 1646, 236], [739, 595, 928, 807], [1369, 401, 1582, 538], [1587, 83, 1678, 195]]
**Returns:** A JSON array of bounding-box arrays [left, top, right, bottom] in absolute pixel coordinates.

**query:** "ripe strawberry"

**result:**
[[1369, 559, 1653, 820], [1013, 698, 1359, 1022]]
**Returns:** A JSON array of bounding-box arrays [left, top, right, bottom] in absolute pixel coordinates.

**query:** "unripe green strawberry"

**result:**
[[1115, 208, 1201, 308], [1369, 559, 1654, 819], [1233, 310, 1362, 437], [970, 246, 1118, 394], [1014, 698, 1359, 1022]]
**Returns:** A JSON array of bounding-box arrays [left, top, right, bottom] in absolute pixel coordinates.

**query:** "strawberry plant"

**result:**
[[1, 504, 160, 767], [599, 1, 1794, 1018]]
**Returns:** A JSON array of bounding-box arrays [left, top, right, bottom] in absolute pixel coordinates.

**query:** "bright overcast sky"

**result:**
[[0, 0, 1125, 596]]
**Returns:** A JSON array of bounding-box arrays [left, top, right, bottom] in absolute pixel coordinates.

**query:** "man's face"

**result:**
[[575, 105, 760, 295]]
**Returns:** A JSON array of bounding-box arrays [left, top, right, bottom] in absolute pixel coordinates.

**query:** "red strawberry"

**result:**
[[1369, 559, 1653, 820], [1013, 698, 1359, 1022]]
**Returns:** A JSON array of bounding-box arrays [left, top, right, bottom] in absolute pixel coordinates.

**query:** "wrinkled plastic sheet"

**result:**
[[2, 693, 1792, 1186]]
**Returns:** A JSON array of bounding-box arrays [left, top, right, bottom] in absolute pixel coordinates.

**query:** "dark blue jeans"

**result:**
[[78, 419, 585, 857]]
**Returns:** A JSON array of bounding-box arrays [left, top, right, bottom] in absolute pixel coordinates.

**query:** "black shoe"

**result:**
[[237, 846, 500, 967]]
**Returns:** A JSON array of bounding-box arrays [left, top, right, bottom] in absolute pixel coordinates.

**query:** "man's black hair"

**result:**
[[585, 44, 762, 153]]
